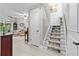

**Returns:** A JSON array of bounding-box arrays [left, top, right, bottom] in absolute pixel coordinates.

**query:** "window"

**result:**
[[0, 16, 11, 33]]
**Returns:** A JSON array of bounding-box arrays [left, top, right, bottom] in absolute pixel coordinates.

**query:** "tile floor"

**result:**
[[13, 36, 63, 56]]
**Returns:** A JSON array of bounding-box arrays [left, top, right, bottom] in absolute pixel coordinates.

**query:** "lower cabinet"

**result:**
[[67, 32, 78, 56], [0, 35, 12, 56]]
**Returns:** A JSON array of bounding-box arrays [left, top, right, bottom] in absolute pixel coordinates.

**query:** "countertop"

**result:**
[[0, 32, 13, 36]]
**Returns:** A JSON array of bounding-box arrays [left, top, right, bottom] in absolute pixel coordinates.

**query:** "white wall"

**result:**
[[17, 19, 28, 30], [50, 4, 63, 26], [62, 3, 79, 56], [50, 13, 60, 26], [42, 7, 49, 39], [62, 3, 69, 27]]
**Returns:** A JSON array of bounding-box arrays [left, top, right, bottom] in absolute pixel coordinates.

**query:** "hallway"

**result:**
[[0, 3, 79, 56], [13, 36, 63, 56]]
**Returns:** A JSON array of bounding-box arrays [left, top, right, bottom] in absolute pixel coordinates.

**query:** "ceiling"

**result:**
[[0, 3, 43, 16]]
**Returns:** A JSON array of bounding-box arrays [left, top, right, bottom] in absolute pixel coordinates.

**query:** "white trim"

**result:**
[[43, 25, 50, 48]]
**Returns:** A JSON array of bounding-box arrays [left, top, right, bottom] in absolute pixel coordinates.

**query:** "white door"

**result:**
[[30, 8, 40, 46]]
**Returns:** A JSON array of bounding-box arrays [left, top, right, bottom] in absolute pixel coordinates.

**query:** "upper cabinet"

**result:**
[[68, 4, 77, 32], [77, 4, 79, 33], [68, 3, 79, 33]]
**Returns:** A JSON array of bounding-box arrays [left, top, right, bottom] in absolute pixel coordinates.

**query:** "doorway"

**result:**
[[29, 8, 41, 47]]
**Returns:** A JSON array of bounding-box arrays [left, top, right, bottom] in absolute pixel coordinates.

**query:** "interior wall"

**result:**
[[50, 13, 60, 26], [62, 3, 79, 56], [62, 3, 69, 27], [50, 4, 63, 26], [17, 19, 28, 30], [42, 6, 50, 40]]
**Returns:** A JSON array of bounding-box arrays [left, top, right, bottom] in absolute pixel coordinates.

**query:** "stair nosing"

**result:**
[[48, 45, 65, 51], [49, 40, 60, 43]]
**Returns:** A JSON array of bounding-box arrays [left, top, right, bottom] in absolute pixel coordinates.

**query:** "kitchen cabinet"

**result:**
[[77, 4, 79, 33], [67, 33, 77, 56], [68, 4, 79, 33], [0, 34, 12, 56], [68, 4, 78, 32]]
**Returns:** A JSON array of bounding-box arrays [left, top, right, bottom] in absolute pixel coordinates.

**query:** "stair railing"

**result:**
[[43, 25, 51, 48], [63, 14, 68, 56]]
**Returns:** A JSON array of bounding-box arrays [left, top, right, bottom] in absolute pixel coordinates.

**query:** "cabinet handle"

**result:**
[[73, 41, 79, 45], [37, 30, 39, 32]]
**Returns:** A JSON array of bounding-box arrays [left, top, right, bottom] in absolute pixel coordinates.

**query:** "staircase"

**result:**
[[43, 17, 66, 55], [48, 25, 65, 52]]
